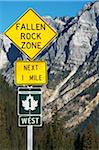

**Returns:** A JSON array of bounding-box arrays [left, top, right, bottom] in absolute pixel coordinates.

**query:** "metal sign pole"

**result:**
[[27, 126, 33, 150]]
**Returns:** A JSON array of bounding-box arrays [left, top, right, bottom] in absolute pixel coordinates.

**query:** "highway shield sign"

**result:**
[[17, 87, 42, 116]]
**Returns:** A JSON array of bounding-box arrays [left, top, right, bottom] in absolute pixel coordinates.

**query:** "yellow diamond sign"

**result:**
[[4, 8, 57, 60]]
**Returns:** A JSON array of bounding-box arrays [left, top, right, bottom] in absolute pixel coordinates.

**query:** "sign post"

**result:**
[[18, 87, 42, 150], [27, 126, 33, 150], [4, 8, 57, 150]]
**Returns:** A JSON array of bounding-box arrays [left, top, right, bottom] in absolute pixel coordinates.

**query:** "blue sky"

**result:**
[[0, 0, 94, 32]]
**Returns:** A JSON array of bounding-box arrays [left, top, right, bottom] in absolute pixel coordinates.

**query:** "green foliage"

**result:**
[[81, 124, 98, 150], [0, 75, 26, 150], [34, 106, 75, 150], [34, 110, 99, 150]]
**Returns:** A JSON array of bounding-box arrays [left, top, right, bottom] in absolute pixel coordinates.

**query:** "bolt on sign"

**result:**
[[4, 8, 57, 60], [18, 87, 42, 127], [14, 61, 47, 85]]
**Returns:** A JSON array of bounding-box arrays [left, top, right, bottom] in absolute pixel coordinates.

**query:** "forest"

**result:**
[[0, 75, 99, 150]]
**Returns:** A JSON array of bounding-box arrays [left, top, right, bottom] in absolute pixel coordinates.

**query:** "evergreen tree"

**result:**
[[74, 133, 81, 150], [0, 75, 26, 150], [65, 132, 75, 150], [81, 123, 98, 150], [34, 104, 75, 150]]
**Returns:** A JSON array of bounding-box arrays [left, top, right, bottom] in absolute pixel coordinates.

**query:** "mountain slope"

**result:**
[[0, 1, 99, 132]]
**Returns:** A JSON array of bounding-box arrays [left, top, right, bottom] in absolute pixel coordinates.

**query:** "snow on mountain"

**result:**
[[0, 35, 11, 69]]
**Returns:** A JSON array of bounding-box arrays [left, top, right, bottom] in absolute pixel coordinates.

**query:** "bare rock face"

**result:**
[[67, 2, 99, 67], [42, 2, 99, 69]]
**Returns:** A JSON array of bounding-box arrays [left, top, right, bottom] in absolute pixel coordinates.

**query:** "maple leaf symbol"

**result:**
[[22, 95, 38, 111]]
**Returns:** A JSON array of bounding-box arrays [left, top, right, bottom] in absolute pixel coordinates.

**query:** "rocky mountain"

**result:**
[[0, 1, 99, 132]]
